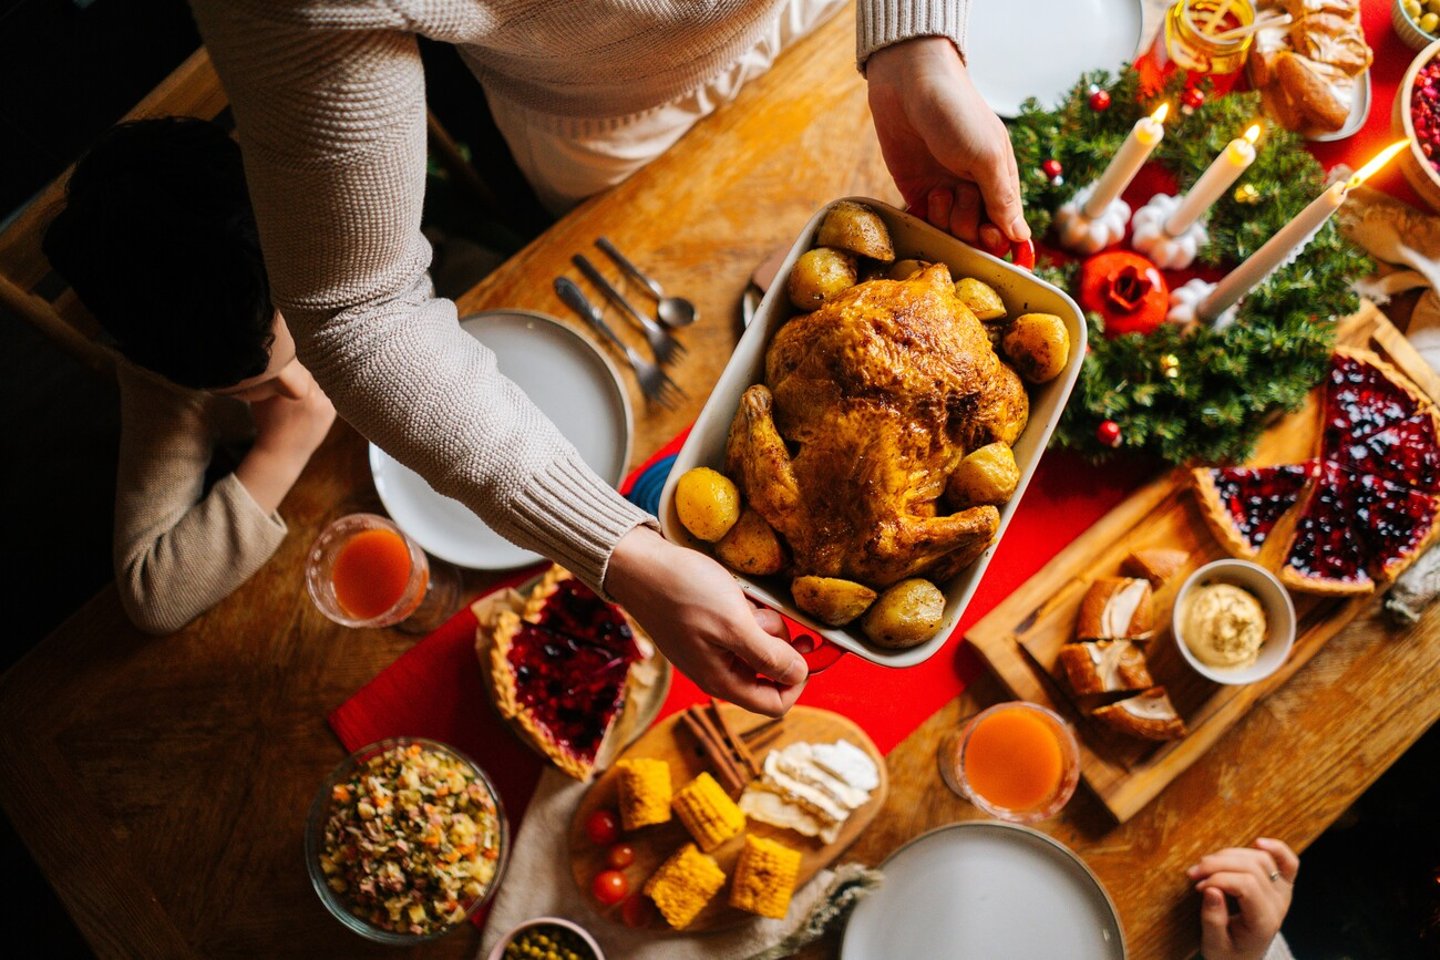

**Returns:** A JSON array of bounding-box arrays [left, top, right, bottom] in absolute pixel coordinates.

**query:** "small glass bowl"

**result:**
[[305, 737, 510, 945], [939, 701, 1081, 823]]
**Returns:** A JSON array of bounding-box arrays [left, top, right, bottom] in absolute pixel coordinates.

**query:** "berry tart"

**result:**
[[1193, 349, 1440, 595], [488, 566, 658, 780]]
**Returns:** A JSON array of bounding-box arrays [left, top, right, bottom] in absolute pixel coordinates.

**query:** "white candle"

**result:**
[[1165, 124, 1261, 237], [1198, 140, 1410, 323], [1083, 103, 1169, 218]]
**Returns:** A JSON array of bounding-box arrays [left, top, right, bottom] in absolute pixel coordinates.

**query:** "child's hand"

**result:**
[[1189, 837, 1298, 960], [250, 367, 336, 460]]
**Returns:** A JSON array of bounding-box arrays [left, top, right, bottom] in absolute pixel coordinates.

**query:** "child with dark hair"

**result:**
[[44, 117, 335, 634]]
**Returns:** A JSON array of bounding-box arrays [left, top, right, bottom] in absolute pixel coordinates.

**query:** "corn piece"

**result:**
[[672, 772, 745, 852], [729, 834, 801, 919], [643, 842, 726, 929], [616, 758, 672, 831]]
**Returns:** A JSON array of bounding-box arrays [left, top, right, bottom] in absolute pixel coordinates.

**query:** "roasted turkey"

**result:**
[[726, 263, 1029, 588]]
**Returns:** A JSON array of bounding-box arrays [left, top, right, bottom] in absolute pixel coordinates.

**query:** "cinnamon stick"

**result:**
[[680, 708, 748, 796], [707, 699, 760, 778]]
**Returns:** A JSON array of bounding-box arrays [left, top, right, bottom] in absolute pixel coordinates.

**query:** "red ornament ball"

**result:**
[[1077, 251, 1171, 338], [1088, 89, 1112, 112], [1097, 420, 1122, 448], [1181, 87, 1206, 111], [1041, 158, 1063, 179]]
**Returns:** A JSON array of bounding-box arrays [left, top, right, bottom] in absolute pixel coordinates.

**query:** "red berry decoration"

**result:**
[[1041, 158, 1063, 179], [1181, 87, 1205, 111], [584, 808, 621, 847], [1076, 251, 1171, 338], [621, 894, 655, 928], [1088, 88, 1112, 112], [592, 869, 630, 906], [606, 843, 637, 869], [1097, 420, 1122, 448]]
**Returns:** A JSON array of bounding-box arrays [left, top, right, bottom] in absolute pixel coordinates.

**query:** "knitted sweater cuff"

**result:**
[[856, 0, 972, 71], [508, 451, 658, 601]]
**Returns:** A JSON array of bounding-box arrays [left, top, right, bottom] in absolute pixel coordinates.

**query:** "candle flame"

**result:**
[[1243, 124, 1262, 145], [1346, 140, 1409, 189], [1151, 103, 1171, 125]]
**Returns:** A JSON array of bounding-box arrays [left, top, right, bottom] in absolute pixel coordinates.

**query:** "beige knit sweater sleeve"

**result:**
[[858, 0, 972, 67], [113, 365, 288, 635], [189, 1, 653, 597]]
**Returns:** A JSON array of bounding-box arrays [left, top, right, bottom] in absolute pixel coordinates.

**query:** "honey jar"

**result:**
[[1136, 0, 1257, 97]]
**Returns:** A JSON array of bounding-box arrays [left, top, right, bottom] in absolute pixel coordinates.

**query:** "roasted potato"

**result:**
[[787, 247, 858, 311], [714, 508, 786, 575], [947, 442, 1020, 508], [791, 576, 878, 626], [955, 277, 1006, 321], [860, 579, 946, 649], [1002, 312, 1070, 384], [816, 201, 895, 262], [674, 467, 741, 542], [889, 258, 931, 280]]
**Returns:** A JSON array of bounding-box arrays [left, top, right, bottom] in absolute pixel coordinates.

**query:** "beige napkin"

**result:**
[[479, 768, 831, 960]]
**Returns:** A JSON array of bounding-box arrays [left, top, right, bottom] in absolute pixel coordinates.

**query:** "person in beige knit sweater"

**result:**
[[44, 118, 337, 635], [187, 0, 1027, 715]]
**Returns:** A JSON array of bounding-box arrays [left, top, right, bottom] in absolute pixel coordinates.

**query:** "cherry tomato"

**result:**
[[584, 808, 621, 847], [621, 893, 655, 928], [606, 843, 636, 869], [592, 869, 630, 906]]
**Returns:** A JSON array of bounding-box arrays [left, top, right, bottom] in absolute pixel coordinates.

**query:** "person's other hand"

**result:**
[[865, 37, 1029, 249], [1188, 837, 1298, 960], [606, 526, 808, 716], [250, 364, 336, 460]]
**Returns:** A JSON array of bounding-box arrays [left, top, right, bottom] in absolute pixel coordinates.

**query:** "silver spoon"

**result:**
[[595, 236, 699, 328]]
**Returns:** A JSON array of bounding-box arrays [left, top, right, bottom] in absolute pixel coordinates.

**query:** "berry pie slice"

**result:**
[[490, 566, 647, 780], [1280, 462, 1374, 595], [1351, 471, 1440, 582], [1192, 460, 1318, 560], [1320, 349, 1427, 455], [1330, 409, 1440, 495]]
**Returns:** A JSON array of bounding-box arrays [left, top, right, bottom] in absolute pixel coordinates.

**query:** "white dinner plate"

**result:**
[[967, 0, 1145, 116], [369, 310, 632, 570], [841, 821, 1126, 959]]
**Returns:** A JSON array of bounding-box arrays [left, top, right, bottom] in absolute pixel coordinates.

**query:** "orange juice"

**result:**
[[331, 528, 425, 621], [962, 705, 1065, 812]]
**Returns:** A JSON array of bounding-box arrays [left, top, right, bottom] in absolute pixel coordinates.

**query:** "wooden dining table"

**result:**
[[3, 5, 1437, 958]]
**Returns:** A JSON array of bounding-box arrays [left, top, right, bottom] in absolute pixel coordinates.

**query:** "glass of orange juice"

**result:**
[[305, 513, 459, 633], [938, 701, 1080, 823]]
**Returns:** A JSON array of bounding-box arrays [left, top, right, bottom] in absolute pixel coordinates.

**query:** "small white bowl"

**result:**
[[1172, 559, 1296, 686], [1395, 0, 1437, 53], [486, 917, 606, 960]]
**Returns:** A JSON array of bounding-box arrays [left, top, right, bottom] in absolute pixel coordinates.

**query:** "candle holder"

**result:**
[[1167, 277, 1237, 329], [1055, 184, 1131, 255], [1130, 193, 1208, 270]]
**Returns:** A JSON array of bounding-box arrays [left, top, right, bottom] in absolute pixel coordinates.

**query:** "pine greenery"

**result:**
[[1011, 69, 1373, 464]]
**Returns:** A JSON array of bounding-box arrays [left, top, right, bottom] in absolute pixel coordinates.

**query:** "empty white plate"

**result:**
[[369, 310, 632, 569], [967, 0, 1145, 116], [841, 821, 1125, 959]]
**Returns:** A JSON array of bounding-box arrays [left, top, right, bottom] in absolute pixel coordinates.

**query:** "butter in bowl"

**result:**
[[1172, 559, 1296, 685]]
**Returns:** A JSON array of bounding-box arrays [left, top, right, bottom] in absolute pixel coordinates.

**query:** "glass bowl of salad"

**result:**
[[305, 737, 510, 944]]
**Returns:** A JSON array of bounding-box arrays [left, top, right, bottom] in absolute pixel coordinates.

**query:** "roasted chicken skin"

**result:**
[[726, 263, 1027, 587]]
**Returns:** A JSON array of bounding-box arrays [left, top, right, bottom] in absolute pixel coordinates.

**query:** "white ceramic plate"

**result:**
[[967, 0, 1145, 116], [658, 198, 1086, 668], [369, 310, 632, 570], [841, 822, 1125, 959]]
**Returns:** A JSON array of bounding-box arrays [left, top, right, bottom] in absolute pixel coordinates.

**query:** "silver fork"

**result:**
[[571, 254, 686, 366], [554, 277, 685, 410]]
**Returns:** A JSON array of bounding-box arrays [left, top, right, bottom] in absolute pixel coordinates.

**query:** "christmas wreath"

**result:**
[[1009, 69, 1373, 464]]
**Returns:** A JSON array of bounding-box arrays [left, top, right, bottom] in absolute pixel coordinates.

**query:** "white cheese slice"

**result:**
[[810, 740, 880, 792], [762, 752, 850, 825], [740, 786, 826, 839], [770, 744, 871, 810]]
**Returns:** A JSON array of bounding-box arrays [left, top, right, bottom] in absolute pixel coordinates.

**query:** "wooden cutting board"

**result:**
[[566, 703, 887, 932], [966, 302, 1438, 824]]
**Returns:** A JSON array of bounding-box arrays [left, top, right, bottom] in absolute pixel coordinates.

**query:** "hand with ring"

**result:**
[[1187, 837, 1299, 960]]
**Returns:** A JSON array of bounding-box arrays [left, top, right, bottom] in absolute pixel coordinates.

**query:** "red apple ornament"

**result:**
[[1077, 251, 1171, 338]]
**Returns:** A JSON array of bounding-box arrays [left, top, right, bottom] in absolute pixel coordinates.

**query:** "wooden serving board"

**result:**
[[567, 704, 887, 932], [966, 303, 1438, 824]]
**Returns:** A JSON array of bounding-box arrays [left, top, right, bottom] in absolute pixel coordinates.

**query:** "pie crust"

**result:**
[[489, 565, 645, 780]]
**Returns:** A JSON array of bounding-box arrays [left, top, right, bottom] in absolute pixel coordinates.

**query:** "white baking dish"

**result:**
[[658, 198, 1087, 668]]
